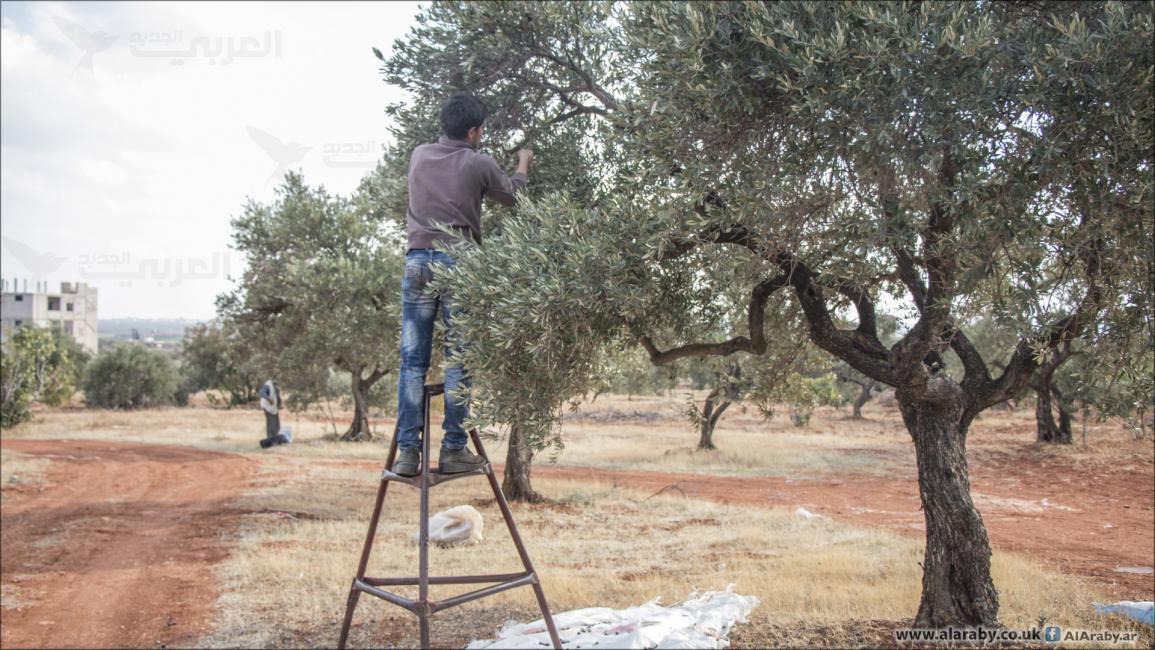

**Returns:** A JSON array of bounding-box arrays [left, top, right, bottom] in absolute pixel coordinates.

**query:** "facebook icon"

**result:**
[[1044, 626, 1061, 642]]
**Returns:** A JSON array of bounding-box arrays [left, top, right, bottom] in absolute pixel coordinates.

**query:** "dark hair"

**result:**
[[439, 92, 488, 139]]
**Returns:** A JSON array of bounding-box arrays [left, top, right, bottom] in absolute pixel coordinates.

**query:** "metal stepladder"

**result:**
[[337, 383, 563, 649]]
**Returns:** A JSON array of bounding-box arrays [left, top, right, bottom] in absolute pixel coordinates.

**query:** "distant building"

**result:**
[[0, 279, 99, 354]]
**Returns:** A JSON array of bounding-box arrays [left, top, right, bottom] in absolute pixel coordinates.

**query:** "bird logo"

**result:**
[[246, 126, 311, 188], [1, 236, 69, 278], [52, 16, 118, 78]]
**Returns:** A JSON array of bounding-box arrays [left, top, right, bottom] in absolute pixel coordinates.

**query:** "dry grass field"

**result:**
[[195, 461, 1122, 648], [2, 391, 1152, 648]]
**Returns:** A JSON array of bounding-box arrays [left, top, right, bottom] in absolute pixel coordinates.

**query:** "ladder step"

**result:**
[[428, 466, 489, 486], [431, 573, 537, 614], [354, 573, 537, 615], [380, 466, 490, 486], [363, 571, 530, 587], [378, 469, 417, 485], [353, 581, 418, 612]]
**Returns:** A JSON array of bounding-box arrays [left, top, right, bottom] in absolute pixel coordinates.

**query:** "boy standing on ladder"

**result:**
[[393, 92, 534, 477]]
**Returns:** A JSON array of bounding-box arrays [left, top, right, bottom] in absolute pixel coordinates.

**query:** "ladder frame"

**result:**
[[337, 383, 562, 649]]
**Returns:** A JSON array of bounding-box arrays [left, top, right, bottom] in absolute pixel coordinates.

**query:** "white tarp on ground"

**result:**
[[467, 586, 758, 649], [1093, 601, 1154, 626]]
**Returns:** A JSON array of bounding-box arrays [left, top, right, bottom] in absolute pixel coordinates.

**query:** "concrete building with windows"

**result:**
[[0, 279, 99, 354]]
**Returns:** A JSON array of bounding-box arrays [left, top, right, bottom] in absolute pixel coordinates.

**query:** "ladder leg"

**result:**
[[418, 610, 431, 649], [338, 430, 399, 648], [530, 581, 563, 650], [418, 386, 433, 648], [357, 432, 399, 578], [337, 579, 361, 649], [470, 429, 563, 650]]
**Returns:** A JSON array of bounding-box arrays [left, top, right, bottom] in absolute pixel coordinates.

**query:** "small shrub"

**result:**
[[1, 327, 77, 426], [1, 340, 34, 427], [82, 344, 180, 409]]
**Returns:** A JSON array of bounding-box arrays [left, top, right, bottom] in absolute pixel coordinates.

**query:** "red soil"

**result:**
[[0, 439, 254, 649]]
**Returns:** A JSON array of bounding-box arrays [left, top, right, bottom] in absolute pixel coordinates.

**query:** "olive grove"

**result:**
[[378, 1, 1152, 626], [217, 172, 405, 441]]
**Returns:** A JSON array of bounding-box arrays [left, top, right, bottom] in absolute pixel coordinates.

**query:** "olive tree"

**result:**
[[377, 2, 615, 494], [1049, 330, 1154, 443], [682, 358, 744, 450], [681, 332, 833, 447], [217, 171, 404, 441], [628, 1, 1149, 627], [180, 321, 263, 407], [673, 249, 818, 448], [382, 0, 1153, 626]]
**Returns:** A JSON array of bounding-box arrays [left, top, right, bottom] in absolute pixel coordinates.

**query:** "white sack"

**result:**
[[467, 586, 758, 649], [411, 505, 483, 547]]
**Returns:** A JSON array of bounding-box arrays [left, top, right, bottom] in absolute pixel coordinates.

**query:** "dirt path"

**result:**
[[0, 439, 254, 649]]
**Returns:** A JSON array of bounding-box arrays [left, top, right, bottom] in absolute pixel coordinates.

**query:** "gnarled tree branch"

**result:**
[[640, 272, 789, 365]]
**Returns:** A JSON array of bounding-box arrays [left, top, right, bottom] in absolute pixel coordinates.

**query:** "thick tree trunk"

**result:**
[[1035, 383, 1073, 444], [898, 390, 999, 627], [851, 383, 874, 419], [698, 395, 718, 450], [696, 389, 731, 451], [1058, 404, 1073, 440], [503, 424, 542, 502], [837, 373, 876, 419], [341, 373, 373, 442]]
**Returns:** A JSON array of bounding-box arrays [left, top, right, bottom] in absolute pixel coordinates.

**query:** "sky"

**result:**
[[0, 1, 422, 319]]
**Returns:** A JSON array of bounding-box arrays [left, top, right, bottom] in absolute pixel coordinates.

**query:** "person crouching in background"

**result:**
[[258, 379, 289, 448]]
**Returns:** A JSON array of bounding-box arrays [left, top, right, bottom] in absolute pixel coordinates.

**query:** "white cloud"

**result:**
[[1, 1, 421, 319]]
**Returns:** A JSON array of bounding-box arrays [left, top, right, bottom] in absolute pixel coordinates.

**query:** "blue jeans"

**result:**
[[396, 249, 470, 451]]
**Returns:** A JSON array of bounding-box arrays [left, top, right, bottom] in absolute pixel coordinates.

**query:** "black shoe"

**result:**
[[438, 445, 486, 474], [392, 448, 421, 477], [259, 438, 274, 449]]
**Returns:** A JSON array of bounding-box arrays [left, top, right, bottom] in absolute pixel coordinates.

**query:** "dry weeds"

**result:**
[[197, 460, 1130, 648]]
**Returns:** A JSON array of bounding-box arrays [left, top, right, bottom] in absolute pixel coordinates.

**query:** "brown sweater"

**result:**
[[406, 136, 528, 251]]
